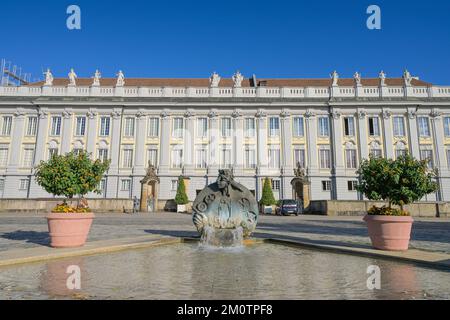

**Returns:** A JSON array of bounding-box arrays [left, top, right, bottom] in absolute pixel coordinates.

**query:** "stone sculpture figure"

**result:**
[[209, 72, 221, 87], [232, 71, 244, 88], [116, 70, 125, 86], [331, 70, 339, 86], [192, 169, 258, 238], [44, 69, 53, 86], [92, 69, 101, 86], [403, 69, 412, 86], [379, 70, 386, 86], [354, 72, 361, 86], [68, 68, 77, 86]]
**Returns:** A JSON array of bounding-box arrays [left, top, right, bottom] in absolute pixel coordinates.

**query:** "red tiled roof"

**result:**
[[27, 77, 431, 87]]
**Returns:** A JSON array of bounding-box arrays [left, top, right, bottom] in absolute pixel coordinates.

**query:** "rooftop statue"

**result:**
[[68, 68, 77, 86], [92, 69, 101, 86], [379, 70, 386, 86], [354, 72, 361, 86], [192, 169, 258, 238], [209, 72, 221, 88], [232, 71, 244, 88], [331, 70, 339, 86], [116, 70, 125, 86], [403, 69, 412, 86], [44, 69, 53, 86]]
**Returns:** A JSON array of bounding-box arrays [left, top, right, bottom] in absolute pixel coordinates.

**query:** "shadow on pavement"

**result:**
[[1, 230, 51, 247]]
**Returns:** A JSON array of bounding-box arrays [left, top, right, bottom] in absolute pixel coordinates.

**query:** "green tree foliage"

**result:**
[[260, 177, 277, 206], [174, 177, 189, 205], [357, 154, 438, 211], [34, 151, 110, 203]]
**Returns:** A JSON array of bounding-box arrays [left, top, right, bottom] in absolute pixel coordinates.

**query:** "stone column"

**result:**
[[256, 109, 268, 176], [305, 110, 318, 176], [86, 109, 98, 156], [382, 109, 394, 159], [430, 109, 446, 201], [158, 110, 171, 175], [330, 109, 344, 200], [106, 109, 122, 199], [29, 108, 50, 197], [406, 108, 420, 159], [232, 110, 244, 175], [280, 109, 293, 173], [60, 109, 73, 154], [134, 111, 147, 175], [33, 108, 49, 165], [7, 109, 26, 173], [357, 109, 369, 160], [208, 110, 220, 175], [183, 110, 195, 176]]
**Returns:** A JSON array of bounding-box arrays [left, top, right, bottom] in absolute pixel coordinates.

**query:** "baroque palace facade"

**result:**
[[0, 69, 450, 208]]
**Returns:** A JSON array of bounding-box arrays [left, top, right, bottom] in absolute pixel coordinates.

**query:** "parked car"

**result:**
[[276, 199, 301, 216]]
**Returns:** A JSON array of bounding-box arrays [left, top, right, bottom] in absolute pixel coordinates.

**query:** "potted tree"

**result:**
[[174, 176, 189, 213], [260, 177, 277, 214], [34, 151, 110, 248], [357, 155, 437, 251]]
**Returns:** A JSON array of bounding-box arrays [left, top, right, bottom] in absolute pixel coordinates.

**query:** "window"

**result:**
[[344, 117, 355, 136], [0, 148, 8, 167], [22, 148, 34, 167], [50, 116, 61, 136], [245, 118, 255, 137], [268, 146, 280, 168], [48, 148, 58, 159], [98, 149, 108, 162], [73, 148, 83, 156], [171, 180, 178, 191], [196, 146, 207, 169], [197, 118, 208, 138], [220, 145, 232, 168], [318, 117, 330, 137], [322, 181, 331, 191], [19, 179, 30, 191], [444, 117, 450, 137], [319, 149, 331, 169], [370, 149, 383, 159], [418, 117, 431, 137], [221, 118, 232, 137], [393, 116, 405, 137], [268, 117, 280, 137], [26, 117, 37, 136], [0, 178, 4, 196], [293, 117, 304, 137], [293, 148, 306, 168], [1, 116, 12, 136], [245, 146, 256, 169], [120, 179, 131, 191], [347, 181, 358, 191], [123, 117, 135, 137], [271, 179, 280, 191], [99, 179, 106, 195], [171, 148, 183, 168], [147, 147, 158, 167], [148, 117, 159, 137], [99, 117, 110, 136], [420, 149, 434, 169], [396, 149, 408, 159], [75, 116, 86, 136], [122, 149, 133, 168], [346, 149, 358, 169], [368, 117, 380, 136], [172, 117, 184, 138]]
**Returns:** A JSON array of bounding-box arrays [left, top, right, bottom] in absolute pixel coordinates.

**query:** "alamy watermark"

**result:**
[[66, 265, 81, 290], [366, 265, 381, 290], [366, 5, 381, 30], [67, 5, 81, 30]]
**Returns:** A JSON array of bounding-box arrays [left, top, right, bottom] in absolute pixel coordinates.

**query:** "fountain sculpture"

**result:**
[[192, 170, 258, 245]]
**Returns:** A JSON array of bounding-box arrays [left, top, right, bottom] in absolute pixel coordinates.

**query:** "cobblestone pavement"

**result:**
[[0, 212, 449, 254]]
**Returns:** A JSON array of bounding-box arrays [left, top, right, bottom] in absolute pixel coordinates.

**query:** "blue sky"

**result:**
[[2, 0, 450, 84]]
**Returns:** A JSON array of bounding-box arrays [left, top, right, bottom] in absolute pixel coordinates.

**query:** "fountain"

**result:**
[[192, 170, 258, 246]]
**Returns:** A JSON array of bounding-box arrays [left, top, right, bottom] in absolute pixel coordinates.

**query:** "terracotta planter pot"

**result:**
[[363, 214, 413, 251], [46, 212, 95, 248]]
